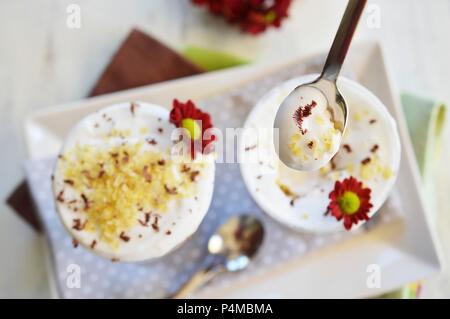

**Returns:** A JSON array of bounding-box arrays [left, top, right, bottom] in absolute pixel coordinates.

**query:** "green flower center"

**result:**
[[338, 191, 361, 215], [264, 11, 277, 23], [181, 118, 201, 141]]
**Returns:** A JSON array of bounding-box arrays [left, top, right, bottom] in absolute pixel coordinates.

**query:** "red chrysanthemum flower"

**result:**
[[327, 177, 373, 230], [169, 99, 216, 158], [192, 0, 292, 35]]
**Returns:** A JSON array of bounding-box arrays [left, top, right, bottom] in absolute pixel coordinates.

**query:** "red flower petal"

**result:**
[[169, 99, 216, 159], [327, 176, 373, 231], [192, 0, 292, 35]]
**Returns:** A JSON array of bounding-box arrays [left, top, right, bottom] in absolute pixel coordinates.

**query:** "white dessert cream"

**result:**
[[241, 75, 400, 233], [52, 102, 215, 262], [274, 86, 342, 171]]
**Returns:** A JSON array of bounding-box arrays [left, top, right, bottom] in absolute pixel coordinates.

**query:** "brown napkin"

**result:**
[[6, 29, 203, 231]]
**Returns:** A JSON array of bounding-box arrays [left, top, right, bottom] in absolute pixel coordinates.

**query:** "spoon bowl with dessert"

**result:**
[[274, 0, 366, 171]]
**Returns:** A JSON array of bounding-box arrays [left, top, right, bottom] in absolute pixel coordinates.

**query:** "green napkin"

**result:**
[[401, 93, 446, 220], [182, 48, 447, 299], [182, 46, 249, 71], [372, 94, 446, 299]]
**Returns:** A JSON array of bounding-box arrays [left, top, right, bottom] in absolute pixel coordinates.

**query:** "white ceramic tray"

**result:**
[[24, 41, 442, 298]]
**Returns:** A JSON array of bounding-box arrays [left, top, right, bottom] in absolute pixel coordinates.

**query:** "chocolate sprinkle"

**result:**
[[119, 232, 130, 242], [164, 184, 177, 195], [81, 193, 90, 210], [244, 145, 257, 152], [190, 170, 200, 182], [64, 179, 74, 186], [361, 157, 372, 165], [330, 156, 337, 170], [151, 216, 160, 232], [72, 238, 79, 248], [130, 102, 138, 116], [370, 144, 379, 153], [343, 144, 352, 153], [157, 159, 166, 166], [142, 165, 152, 183], [369, 119, 377, 124], [307, 141, 314, 149], [72, 219, 86, 231], [138, 212, 151, 227], [56, 190, 65, 203], [90, 240, 97, 249]]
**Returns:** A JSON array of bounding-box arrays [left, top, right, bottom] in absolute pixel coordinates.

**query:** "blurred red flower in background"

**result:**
[[192, 0, 292, 35]]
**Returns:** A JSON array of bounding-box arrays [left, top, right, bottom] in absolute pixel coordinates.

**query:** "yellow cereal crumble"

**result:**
[[346, 163, 354, 174], [352, 112, 363, 122], [315, 115, 325, 125], [59, 142, 203, 249], [109, 128, 131, 138], [288, 133, 303, 159], [360, 156, 393, 181], [319, 164, 331, 175]]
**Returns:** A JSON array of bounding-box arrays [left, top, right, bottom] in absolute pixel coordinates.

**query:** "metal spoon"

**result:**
[[274, 0, 367, 171], [169, 214, 264, 299]]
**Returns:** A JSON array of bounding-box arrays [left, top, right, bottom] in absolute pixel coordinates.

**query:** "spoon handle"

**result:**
[[321, 0, 367, 82], [169, 263, 224, 299]]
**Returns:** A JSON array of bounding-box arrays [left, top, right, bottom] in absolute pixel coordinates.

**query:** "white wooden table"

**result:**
[[0, 0, 449, 298]]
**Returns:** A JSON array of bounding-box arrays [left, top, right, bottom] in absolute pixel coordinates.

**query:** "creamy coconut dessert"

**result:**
[[274, 86, 342, 171], [52, 101, 216, 261], [241, 75, 400, 232]]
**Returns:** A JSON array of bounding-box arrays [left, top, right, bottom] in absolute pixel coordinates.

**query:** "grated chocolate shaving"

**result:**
[[138, 212, 151, 227], [142, 165, 152, 183], [330, 156, 337, 170], [57, 190, 65, 203], [151, 216, 160, 232], [72, 219, 87, 231], [81, 193, 90, 210], [119, 232, 130, 242], [164, 184, 178, 195], [190, 170, 200, 182], [64, 179, 74, 186], [130, 102, 139, 116]]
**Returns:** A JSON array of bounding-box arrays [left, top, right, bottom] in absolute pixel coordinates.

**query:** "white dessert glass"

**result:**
[[52, 102, 215, 262], [240, 74, 401, 233]]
